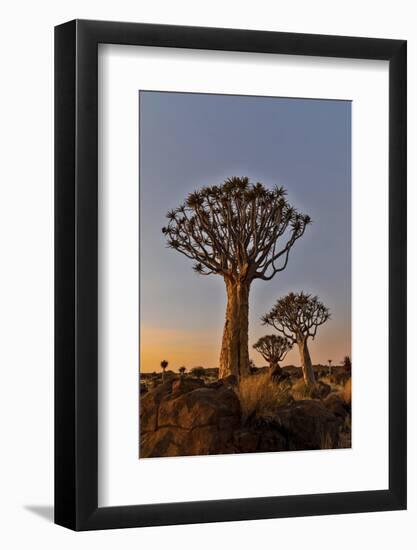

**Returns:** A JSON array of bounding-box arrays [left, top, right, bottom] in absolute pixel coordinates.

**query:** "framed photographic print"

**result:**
[[55, 20, 406, 530]]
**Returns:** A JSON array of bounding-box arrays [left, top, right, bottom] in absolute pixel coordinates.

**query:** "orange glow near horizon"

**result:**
[[140, 324, 222, 373], [140, 322, 351, 373]]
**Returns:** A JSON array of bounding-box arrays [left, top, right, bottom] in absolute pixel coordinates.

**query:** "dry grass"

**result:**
[[320, 431, 334, 449], [338, 415, 352, 448], [343, 378, 352, 405], [318, 375, 344, 394], [290, 378, 316, 400], [237, 371, 290, 423]]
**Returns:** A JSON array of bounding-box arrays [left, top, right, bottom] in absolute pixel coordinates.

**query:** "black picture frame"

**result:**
[[55, 19, 407, 531]]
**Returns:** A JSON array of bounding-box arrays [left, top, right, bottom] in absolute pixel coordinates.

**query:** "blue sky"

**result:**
[[139, 91, 351, 372]]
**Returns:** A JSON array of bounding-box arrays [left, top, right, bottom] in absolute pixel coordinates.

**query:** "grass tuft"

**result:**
[[237, 371, 291, 423], [290, 378, 315, 400]]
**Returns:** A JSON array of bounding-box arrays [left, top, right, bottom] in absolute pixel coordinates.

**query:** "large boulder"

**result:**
[[140, 377, 346, 457], [323, 392, 349, 419], [272, 399, 341, 450], [171, 377, 204, 395], [157, 387, 240, 429], [140, 380, 241, 458], [233, 424, 288, 454], [310, 381, 331, 400], [140, 380, 173, 433]]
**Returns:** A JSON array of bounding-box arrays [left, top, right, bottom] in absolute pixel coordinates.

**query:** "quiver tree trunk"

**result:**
[[219, 279, 250, 380], [269, 362, 283, 381], [269, 361, 281, 371], [297, 337, 316, 386]]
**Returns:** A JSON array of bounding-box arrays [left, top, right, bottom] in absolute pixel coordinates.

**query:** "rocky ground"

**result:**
[[139, 366, 351, 458]]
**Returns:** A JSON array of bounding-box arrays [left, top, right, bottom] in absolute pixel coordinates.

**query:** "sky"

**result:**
[[139, 91, 351, 373]]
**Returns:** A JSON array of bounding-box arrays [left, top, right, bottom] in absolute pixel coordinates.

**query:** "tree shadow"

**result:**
[[24, 505, 54, 523]]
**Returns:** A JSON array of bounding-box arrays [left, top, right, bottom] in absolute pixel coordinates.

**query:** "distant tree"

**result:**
[[327, 359, 332, 376], [248, 358, 257, 373], [262, 292, 330, 386], [191, 366, 205, 379], [179, 366, 186, 378], [162, 177, 310, 380], [253, 335, 292, 371], [342, 355, 351, 370], [160, 359, 168, 382]]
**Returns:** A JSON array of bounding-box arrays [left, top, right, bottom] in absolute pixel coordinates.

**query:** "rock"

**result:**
[[140, 383, 241, 457], [140, 380, 174, 433], [140, 383, 148, 395], [233, 421, 287, 454], [140, 375, 345, 457], [310, 381, 331, 400], [141, 427, 187, 457], [158, 387, 240, 429], [205, 380, 224, 389], [233, 429, 260, 453], [258, 428, 287, 452], [270, 366, 291, 383], [171, 377, 204, 395], [273, 399, 341, 450], [323, 392, 348, 419], [221, 374, 238, 387]]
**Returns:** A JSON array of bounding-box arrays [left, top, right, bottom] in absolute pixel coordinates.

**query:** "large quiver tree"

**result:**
[[262, 292, 330, 386], [162, 177, 310, 380]]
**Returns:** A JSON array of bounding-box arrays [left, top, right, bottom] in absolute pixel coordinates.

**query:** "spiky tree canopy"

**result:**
[[253, 334, 292, 364], [342, 356, 351, 369], [179, 366, 186, 374], [262, 292, 330, 343], [160, 360, 168, 370], [162, 177, 311, 282], [191, 366, 205, 379]]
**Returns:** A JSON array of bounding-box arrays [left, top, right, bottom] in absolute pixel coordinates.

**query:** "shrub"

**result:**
[[290, 378, 315, 400], [237, 371, 291, 423], [319, 431, 334, 450], [342, 355, 352, 369], [191, 366, 205, 379]]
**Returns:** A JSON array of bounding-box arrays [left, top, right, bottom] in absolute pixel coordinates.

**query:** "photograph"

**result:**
[[139, 91, 352, 458], [0, 3, 409, 542]]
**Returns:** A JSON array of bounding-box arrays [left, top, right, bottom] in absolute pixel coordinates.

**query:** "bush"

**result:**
[[191, 366, 205, 379], [237, 371, 291, 423], [290, 378, 316, 400]]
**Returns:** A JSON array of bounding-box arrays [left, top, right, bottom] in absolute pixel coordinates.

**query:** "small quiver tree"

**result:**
[[160, 359, 168, 383], [253, 335, 292, 371], [262, 292, 330, 386], [179, 366, 186, 378], [327, 359, 332, 376], [342, 355, 352, 371], [191, 366, 205, 380], [162, 177, 310, 381]]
